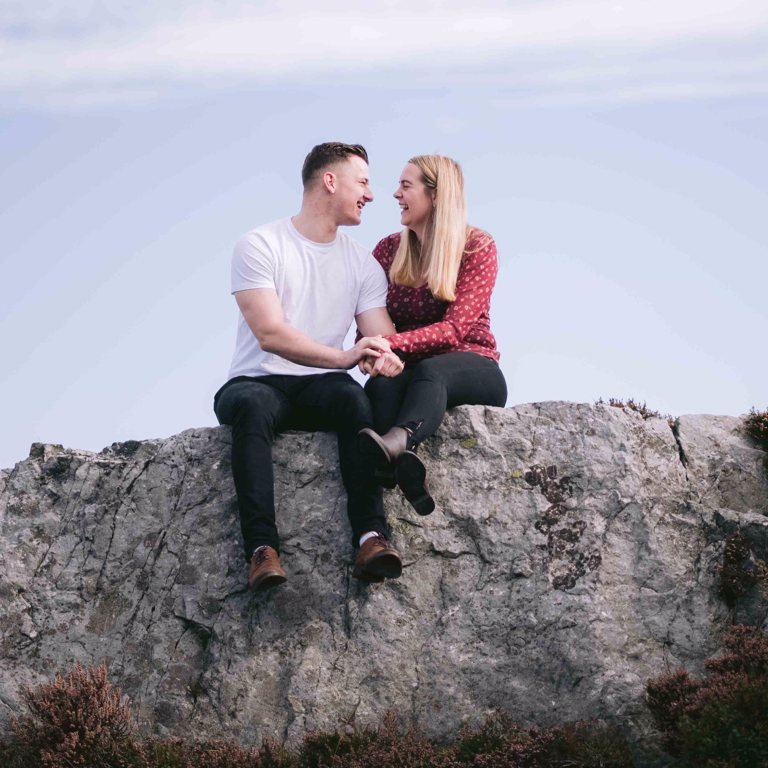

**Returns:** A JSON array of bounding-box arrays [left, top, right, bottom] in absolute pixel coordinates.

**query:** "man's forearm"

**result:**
[[235, 289, 386, 370], [258, 324, 347, 369], [259, 323, 388, 370]]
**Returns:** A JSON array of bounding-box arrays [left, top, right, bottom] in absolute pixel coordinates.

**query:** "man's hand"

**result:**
[[339, 335, 391, 369], [359, 350, 404, 378]]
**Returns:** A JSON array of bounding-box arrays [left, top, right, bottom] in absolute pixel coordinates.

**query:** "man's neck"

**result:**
[[291, 209, 338, 244]]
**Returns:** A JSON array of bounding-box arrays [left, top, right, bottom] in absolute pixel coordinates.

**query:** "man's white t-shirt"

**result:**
[[227, 218, 388, 379]]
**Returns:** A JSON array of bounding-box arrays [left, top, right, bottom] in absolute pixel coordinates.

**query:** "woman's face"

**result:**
[[394, 163, 435, 236]]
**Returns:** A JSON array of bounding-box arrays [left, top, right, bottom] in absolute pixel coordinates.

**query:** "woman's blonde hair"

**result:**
[[389, 154, 469, 302]]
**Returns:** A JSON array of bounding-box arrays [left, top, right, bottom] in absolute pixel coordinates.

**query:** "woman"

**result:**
[[358, 155, 507, 515]]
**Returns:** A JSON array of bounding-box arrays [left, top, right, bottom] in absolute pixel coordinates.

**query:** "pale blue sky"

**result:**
[[2, 1, 767, 469]]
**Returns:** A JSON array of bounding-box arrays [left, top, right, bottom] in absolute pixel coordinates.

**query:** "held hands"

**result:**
[[358, 350, 404, 379], [340, 335, 392, 370], [341, 335, 403, 377]]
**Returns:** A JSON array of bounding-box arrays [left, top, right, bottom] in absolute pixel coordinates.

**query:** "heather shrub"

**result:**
[[449, 713, 632, 768], [450, 712, 552, 766], [543, 720, 635, 767], [1, 663, 637, 768], [188, 738, 281, 768], [297, 711, 439, 767], [140, 738, 187, 768], [743, 408, 768, 451], [11, 662, 141, 768], [142, 735, 297, 768], [646, 625, 768, 767], [0, 737, 28, 768], [144, 736, 264, 768], [719, 532, 760, 608], [145, 719, 632, 768], [298, 728, 364, 768], [646, 669, 702, 751], [676, 680, 768, 767], [595, 397, 671, 422], [257, 737, 297, 768]]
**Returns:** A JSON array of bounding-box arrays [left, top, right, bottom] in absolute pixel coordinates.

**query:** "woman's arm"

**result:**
[[386, 238, 498, 356]]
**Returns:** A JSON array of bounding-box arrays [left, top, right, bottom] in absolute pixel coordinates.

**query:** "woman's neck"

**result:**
[[410, 223, 427, 244]]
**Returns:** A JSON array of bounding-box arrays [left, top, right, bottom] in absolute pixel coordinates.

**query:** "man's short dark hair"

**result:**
[[301, 142, 369, 187]]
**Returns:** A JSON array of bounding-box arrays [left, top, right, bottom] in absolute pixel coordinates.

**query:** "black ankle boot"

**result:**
[[395, 451, 435, 516], [358, 426, 409, 462], [358, 427, 409, 488]]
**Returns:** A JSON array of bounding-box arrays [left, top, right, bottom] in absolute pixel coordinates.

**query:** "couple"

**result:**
[[214, 142, 506, 591]]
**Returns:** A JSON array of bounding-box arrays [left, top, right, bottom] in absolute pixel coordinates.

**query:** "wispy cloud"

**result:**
[[2, 0, 767, 108]]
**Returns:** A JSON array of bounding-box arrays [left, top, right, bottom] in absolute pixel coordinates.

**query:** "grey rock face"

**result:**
[[1, 402, 767, 747]]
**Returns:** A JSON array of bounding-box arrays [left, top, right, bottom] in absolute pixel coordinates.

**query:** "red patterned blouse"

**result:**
[[372, 228, 500, 364]]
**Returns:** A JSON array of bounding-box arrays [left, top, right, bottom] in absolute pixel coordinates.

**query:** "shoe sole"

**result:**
[[395, 452, 435, 516], [358, 429, 397, 489], [352, 552, 403, 582], [250, 572, 287, 592]]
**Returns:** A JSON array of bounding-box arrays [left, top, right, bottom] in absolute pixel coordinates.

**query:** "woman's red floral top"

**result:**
[[372, 228, 500, 364]]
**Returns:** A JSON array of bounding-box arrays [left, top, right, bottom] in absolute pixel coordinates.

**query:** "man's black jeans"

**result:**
[[365, 351, 508, 444], [214, 372, 388, 561]]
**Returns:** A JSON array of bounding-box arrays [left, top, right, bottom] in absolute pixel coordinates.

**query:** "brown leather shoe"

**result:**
[[248, 546, 287, 591], [352, 534, 403, 582]]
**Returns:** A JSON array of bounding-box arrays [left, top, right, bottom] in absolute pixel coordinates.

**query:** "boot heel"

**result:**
[[395, 451, 435, 516], [374, 466, 397, 489]]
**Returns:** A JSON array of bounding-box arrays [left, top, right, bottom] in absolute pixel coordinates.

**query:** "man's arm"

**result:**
[[355, 307, 403, 378], [236, 288, 389, 369], [356, 306, 396, 337]]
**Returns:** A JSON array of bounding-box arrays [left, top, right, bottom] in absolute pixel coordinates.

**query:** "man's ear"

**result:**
[[322, 170, 336, 194]]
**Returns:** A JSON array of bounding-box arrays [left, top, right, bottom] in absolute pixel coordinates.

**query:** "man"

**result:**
[[214, 142, 405, 592]]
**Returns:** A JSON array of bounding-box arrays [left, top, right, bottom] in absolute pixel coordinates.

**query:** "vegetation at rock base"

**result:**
[[447, 713, 632, 767], [6, 662, 141, 768], [0, 663, 633, 767], [139, 736, 288, 768], [296, 711, 633, 767], [743, 408, 768, 452], [718, 530, 768, 607], [595, 397, 672, 422], [646, 625, 768, 767], [296, 712, 439, 768], [7, 639, 768, 768], [719, 532, 760, 608]]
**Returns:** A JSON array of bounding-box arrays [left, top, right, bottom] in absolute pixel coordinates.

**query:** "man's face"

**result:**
[[331, 155, 374, 226]]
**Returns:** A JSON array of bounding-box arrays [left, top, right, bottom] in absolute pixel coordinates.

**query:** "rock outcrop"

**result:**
[[1, 402, 767, 748]]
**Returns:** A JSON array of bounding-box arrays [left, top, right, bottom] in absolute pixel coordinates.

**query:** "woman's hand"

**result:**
[[359, 350, 404, 378], [340, 335, 391, 369]]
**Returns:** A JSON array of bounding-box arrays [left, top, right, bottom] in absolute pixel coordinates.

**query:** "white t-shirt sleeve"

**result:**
[[231, 233, 277, 294], [355, 254, 388, 315]]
